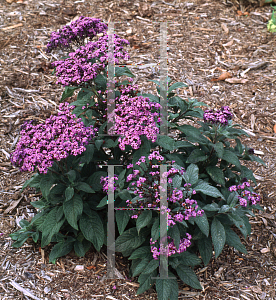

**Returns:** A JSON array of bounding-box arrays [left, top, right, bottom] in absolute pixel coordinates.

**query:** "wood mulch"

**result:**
[[1, 0, 276, 299]]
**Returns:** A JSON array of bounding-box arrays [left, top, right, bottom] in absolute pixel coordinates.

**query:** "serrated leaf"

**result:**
[[129, 246, 152, 260], [168, 82, 188, 93], [224, 226, 248, 254], [137, 210, 152, 234], [197, 236, 213, 266], [213, 142, 224, 158], [228, 214, 248, 238], [151, 217, 160, 243], [132, 255, 152, 277], [211, 218, 226, 258], [116, 209, 131, 235], [187, 149, 208, 163], [60, 86, 79, 102], [75, 182, 95, 193], [156, 135, 176, 151], [79, 212, 104, 252], [65, 187, 74, 202], [63, 194, 83, 230], [178, 251, 202, 267], [194, 213, 209, 237], [194, 181, 225, 199], [185, 163, 199, 185], [88, 171, 107, 191], [115, 227, 147, 253], [206, 166, 225, 186], [176, 265, 203, 290], [222, 150, 241, 170]]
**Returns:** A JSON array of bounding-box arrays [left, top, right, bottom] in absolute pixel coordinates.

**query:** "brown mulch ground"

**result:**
[[1, 0, 276, 299]]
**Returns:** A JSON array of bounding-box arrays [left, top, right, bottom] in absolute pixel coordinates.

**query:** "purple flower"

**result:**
[[51, 33, 130, 87], [10, 102, 97, 174], [108, 86, 162, 150], [203, 106, 233, 126], [46, 17, 108, 53]]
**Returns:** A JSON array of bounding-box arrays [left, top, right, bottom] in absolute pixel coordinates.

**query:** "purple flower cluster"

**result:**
[[11, 102, 98, 174], [150, 233, 192, 259], [108, 85, 162, 150], [100, 151, 204, 226], [46, 17, 108, 53], [203, 106, 233, 126], [51, 33, 130, 87], [100, 175, 119, 193], [229, 181, 261, 207]]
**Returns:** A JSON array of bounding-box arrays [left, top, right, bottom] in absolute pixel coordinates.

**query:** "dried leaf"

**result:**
[[273, 124, 276, 133], [221, 23, 229, 34], [225, 78, 248, 84], [260, 247, 270, 254], [211, 72, 232, 82], [222, 40, 234, 47], [250, 286, 262, 294], [237, 10, 249, 16]]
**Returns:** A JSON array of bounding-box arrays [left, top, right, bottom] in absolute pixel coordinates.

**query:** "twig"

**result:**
[[9, 280, 41, 300]]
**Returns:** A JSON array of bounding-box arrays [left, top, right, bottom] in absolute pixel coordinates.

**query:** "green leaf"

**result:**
[[129, 246, 152, 260], [224, 226, 248, 254], [83, 144, 94, 164], [228, 214, 248, 238], [178, 251, 202, 267], [156, 135, 176, 151], [168, 82, 188, 93], [48, 239, 74, 264], [185, 163, 199, 185], [194, 213, 209, 237], [139, 93, 160, 103], [201, 203, 220, 212], [74, 239, 92, 257], [116, 209, 131, 235], [155, 275, 177, 300], [95, 139, 104, 150], [137, 210, 152, 234], [115, 227, 148, 253], [39, 208, 65, 247], [222, 150, 241, 170], [197, 236, 213, 266], [65, 187, 74, 202], [240, 166, 257, 185], [132, 255, 152, 277], [206, 166, 225, 186], [187, 149, 208, 164], [96, 195, 107, 208], [40, 173, 55, 199], [88, 171, 107, 191], [172, 175, 182, 189], [60, 86, 79, 102], [94, 74, 107, 90], [75, 182, 95, 193], [66, 170, 77, 182], [115, 66, 135, 78], [194, 181, 225, 199], [168, 225, 180, 250], [117, 168, 126, 190], [175, 140, 194, 148], [212, 142, 224, 158], [136, 269, 158, 295], [176, 265, 203, 290], [63, 194, 83, 230], [151, 217, 160, 243], [79, 212, 104, 252], [249, 155, 267, 167], [211, 218, 226, 258], [141, 258, 160, 274]]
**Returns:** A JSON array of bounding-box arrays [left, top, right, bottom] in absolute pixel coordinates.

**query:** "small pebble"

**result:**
[[74, 265, 84, 271]]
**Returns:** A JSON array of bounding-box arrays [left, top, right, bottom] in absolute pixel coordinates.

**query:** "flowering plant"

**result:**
[[9, 17, 266, 299]]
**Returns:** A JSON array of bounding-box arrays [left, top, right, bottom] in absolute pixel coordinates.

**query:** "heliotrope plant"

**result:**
[[9, 16, 266, 300]]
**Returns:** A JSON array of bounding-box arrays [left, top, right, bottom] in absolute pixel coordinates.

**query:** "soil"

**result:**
[[0, 0, 276, 299]]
